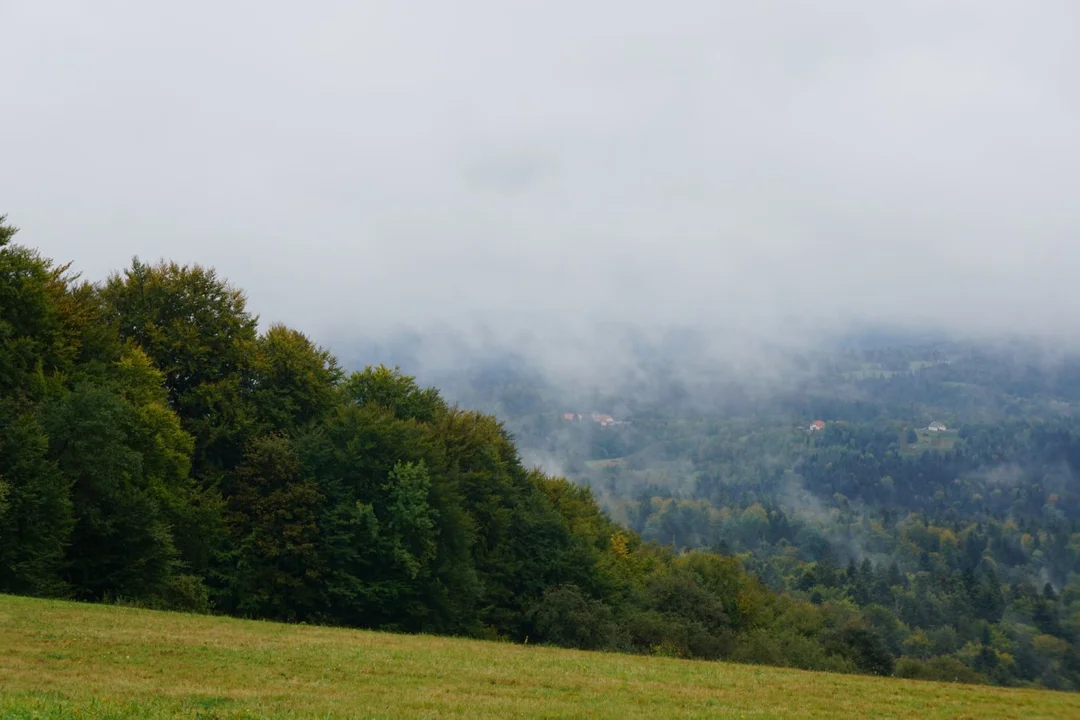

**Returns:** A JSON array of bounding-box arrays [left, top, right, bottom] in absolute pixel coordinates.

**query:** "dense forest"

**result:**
[[1, 217, 906, 679], [3, 215, 1079, 690], [357, 329, 1080, 690]]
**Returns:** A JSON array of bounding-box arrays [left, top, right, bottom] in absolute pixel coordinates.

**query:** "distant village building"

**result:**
[[928, 421, 947, 432], [810, 420, 826, 431]]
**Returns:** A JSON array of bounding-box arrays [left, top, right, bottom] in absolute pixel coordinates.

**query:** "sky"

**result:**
[[3, 1, 1080, 358]]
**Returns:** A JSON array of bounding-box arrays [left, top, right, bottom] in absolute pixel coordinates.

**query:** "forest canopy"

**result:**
[[1, 216, 1078, 690]]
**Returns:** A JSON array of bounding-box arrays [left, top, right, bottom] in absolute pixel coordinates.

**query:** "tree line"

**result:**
[[427, 328, 1080, 689], [1, 217, 902, 679], [598, 416, 1080, 689]]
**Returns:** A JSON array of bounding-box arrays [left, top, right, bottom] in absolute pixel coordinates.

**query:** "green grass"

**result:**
[[2, 595, 1077, 719], [902, 429, 959, 455]]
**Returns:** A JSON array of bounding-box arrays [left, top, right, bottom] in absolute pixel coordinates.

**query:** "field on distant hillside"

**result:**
[[2, 595, 1077, 719], [902, 428, 959, 455]]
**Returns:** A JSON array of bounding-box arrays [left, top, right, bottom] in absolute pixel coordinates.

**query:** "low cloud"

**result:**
[[3, 1, 1080, 369]]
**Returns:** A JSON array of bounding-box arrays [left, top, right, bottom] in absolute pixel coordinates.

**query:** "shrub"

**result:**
[[527, 584, 624, 651], [894, 656, 986, 685]]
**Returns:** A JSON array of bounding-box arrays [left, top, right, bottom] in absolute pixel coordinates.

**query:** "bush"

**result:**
[[626, 569, 738, 660], [527, 584, 625, 651], [619, 608, 733, 660], [894, 656, 986, 685], [162, 573, 213, 613], [623, 608, 687, 656], [730, 629, 785, 667], [823, 623, 895, 676], [732, 628, 856, 674], [107, 574, 212, 614]]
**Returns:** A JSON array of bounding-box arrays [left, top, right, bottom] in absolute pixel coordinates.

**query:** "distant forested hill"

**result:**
[[3, 215, 962, 687], [4, 214, 1079, 689], [338, 326, 1080, 689]]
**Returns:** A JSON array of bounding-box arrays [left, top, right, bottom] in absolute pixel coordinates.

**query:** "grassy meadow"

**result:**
[[2, 594, 1078, 719], [899, 428, 960, 456]]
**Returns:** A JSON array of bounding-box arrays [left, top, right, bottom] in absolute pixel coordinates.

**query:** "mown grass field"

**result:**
[[2, 594, 1078, 719]]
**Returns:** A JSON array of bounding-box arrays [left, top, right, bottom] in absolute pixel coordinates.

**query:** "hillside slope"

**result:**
[[1, 595, 1075, 719]]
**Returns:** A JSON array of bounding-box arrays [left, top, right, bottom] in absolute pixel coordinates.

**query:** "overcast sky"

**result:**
[[3, 1, 1079, 352]]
